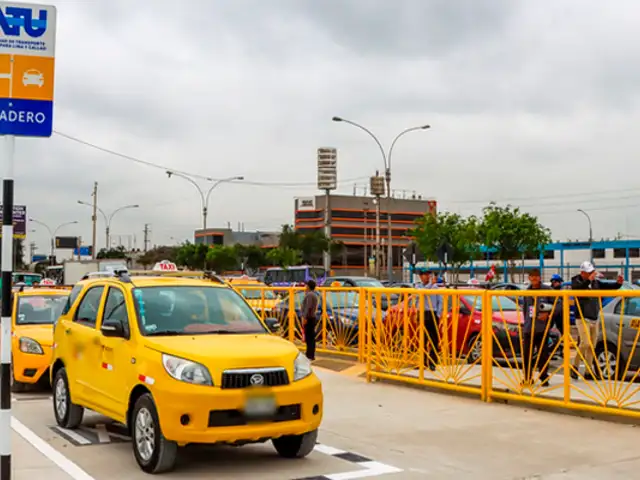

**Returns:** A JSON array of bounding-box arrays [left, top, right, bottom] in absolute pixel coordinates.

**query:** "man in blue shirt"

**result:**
[[414, 268, 443, 370]]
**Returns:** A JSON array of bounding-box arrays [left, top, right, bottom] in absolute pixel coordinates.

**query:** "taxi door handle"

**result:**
[[92, 336, 102, 346], [64, 328, 71, 335]]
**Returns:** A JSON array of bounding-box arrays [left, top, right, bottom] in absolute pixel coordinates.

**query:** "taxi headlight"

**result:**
[[293, 352, 312, 381], [162, 354, 213, 386], [19, 337, 43, 355]]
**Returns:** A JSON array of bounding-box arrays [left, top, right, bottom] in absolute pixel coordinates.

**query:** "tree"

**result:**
[[412, 212, 481, 282], [479, 203, 551, 281], [267, 247, 301, 269], [137, 245, 180, 269], [234, 244, 267, 274], [175, 243, 209, 270], [97, 246, 128, 259], [206, 245, 239, 273]]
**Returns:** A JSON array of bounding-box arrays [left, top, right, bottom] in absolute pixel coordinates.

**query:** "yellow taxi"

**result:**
[[228, 276, 280, 318], [51, 273, 323, 474], [11, 286, 70, 392]]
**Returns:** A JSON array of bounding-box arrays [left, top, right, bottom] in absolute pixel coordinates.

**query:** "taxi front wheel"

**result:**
[[272, 429, 318, 459], [52, 368, 84, 429], [132, 393, 178, 474]]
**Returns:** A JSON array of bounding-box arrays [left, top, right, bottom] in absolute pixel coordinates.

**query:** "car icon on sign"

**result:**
[[22, 69, 44, 87]]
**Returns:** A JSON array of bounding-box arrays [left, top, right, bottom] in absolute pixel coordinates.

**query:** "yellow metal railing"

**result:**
[[234, 284, 640, 420]]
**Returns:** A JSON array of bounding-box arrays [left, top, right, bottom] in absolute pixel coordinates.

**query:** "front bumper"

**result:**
[[13, 345, 52, 384], [153, 373, 323, 445]]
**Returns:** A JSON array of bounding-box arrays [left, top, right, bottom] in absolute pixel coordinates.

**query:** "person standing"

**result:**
[[414, 268, 442, 371], [301, 280, 319, 361], [570, 262, 623, 380], [521, 269, 555, 386]]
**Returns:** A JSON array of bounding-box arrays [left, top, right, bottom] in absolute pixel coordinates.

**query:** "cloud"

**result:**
[[9, 0, 640, 259]]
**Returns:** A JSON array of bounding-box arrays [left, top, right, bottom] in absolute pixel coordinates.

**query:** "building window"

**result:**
[[543, 250, 555, 260], [614, 248, 626, 259], [295, 210, 322, 220], [629, 248, 640, 258], [592, 248, 606, 259]]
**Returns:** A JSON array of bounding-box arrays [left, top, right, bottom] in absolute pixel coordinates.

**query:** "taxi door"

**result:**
[[93, 286, 136, 419], [65, 285, 107, 404]]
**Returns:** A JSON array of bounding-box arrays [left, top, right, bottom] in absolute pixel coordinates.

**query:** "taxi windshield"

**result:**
[[133, 286, 268, 336], [237, 286, 276, 300], [16, 294, 68, 325]]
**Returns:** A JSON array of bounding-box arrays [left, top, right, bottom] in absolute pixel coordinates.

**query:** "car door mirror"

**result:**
[[264, 317, 280, 333], [101, 319, 126, 338], [458, 305, 471, 316]]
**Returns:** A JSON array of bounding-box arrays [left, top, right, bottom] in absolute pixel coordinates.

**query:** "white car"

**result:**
[[22, 69, 44, 87]]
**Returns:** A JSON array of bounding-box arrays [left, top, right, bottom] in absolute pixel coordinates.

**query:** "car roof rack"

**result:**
[[113, 269, 132, 284], [203, 271, 227, 285]]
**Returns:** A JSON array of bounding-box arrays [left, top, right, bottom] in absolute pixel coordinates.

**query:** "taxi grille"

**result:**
[[221, 368, 289, 389]]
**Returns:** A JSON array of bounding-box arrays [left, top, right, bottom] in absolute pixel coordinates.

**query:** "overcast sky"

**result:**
[[12, 0, 640, 258]]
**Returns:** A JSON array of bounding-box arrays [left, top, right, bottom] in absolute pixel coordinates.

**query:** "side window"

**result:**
[[102, 287, 130, 336], [623, 298, 640, 316], [61, 285, 83, 316], [74, 286, 105, 328]]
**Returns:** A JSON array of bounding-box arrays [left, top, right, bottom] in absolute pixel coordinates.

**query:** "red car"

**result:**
[[383, 293, 538, 363]]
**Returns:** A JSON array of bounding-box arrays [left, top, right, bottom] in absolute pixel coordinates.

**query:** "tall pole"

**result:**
[[1, 134, 15, 478], [332, 117, 430, 281], [91, 182, 97, 259], [577, 208, 593, 262], [143, 224, 150, 252], [323, 190, 331, 273], [374, 196, 381, 278], [363, 203, 369, 276]]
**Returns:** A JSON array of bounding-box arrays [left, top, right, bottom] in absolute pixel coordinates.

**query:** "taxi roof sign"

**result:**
[[153, 260, 178, 272], [0, 2, 57, 137]]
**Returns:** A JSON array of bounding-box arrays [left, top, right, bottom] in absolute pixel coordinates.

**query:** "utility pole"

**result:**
[[143, 224, 150, 252], [91, 182, 98, 259], [317, 148, 337, 274]]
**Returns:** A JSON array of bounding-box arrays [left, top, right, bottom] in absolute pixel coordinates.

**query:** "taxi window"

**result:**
[[62, 285, 83, 316], [75, 286, 105, 328], [16, 295, 68, 325], [102, 287, 130, 336], [132, 286, 267, 337], [239, 287, 276, 300]]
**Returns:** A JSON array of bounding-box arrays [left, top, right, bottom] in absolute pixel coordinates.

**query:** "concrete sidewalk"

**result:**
[[12, 431, 73, 479]]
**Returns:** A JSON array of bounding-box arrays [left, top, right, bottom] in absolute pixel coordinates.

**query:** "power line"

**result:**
[[446, 186, 640, 205], [53, 130, 369, 188]]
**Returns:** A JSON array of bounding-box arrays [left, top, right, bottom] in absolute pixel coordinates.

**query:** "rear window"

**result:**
[[17, 294, 68, 325]]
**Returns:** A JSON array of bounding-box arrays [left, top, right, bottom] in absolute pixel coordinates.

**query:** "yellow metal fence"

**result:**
[[236, 285, 640, 420]]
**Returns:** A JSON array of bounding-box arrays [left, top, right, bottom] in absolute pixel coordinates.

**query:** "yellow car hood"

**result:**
[[144, 333, 298, 373], [15, 324, 54, 347]]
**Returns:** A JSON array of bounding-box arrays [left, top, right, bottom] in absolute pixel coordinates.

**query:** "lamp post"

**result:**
[[332, 116, 430, 280], [166, 171, 244, 229], [77, 201, 139, 249], [577, 208, 594, 261], [28, 219, 78, 263]]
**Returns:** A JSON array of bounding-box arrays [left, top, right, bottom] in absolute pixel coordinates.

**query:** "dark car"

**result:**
[[324, 276, 397, 310]]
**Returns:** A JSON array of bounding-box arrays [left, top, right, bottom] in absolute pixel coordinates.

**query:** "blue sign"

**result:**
[[0, 6, 47, 37], [0, 2, 56, 138], [31, 254, 46, 262], [73, 246, 92, 256]]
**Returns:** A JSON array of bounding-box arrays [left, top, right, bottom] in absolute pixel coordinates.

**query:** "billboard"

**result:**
[[55, 236, 79, 249], [0, 204, 26, 238]]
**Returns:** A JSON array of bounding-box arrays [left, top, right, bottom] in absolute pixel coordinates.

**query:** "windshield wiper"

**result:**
[[145, 330, 185, 336]]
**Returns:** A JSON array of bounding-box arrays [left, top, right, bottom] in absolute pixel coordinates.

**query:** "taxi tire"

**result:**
[[272, 429, 318, 459], [132, 394, 178, 474], [53, 368, 84, 429]]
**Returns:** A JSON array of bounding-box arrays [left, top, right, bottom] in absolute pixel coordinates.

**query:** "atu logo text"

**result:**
[[0, 6, 47, 38]]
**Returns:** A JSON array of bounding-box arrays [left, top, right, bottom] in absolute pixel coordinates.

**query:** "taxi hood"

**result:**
[[15, 324, 54, 347], [144, 333, 299, 372]]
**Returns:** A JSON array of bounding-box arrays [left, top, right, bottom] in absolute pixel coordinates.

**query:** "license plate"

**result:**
[[244, 395, 277, 418], [630, 318, 640, 329]]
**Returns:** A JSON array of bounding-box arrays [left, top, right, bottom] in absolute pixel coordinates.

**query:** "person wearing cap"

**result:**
[[549, 274, 564, 333], [570, 261, 623, 380], [414, 268, 443, 371]]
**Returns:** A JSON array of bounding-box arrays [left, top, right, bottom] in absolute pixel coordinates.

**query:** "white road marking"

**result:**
[[314, 444, 347, 456], [11, 417, 96, 480], [326, 461, 403, 479]]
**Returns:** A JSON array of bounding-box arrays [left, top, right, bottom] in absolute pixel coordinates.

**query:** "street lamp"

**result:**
[[166, 171, 244, 229], [77, 201, 139, 248], [332, 116, 430, 280], [28, 218, 78, 263], [577, 208, 594, 261]]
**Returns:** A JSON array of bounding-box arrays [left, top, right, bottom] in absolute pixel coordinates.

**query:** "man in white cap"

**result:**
[[570, 261, 623, 380]]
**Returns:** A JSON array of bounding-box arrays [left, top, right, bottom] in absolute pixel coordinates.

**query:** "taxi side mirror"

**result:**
[[101, 319, 126, 338], [264, 317, 280, 333]]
